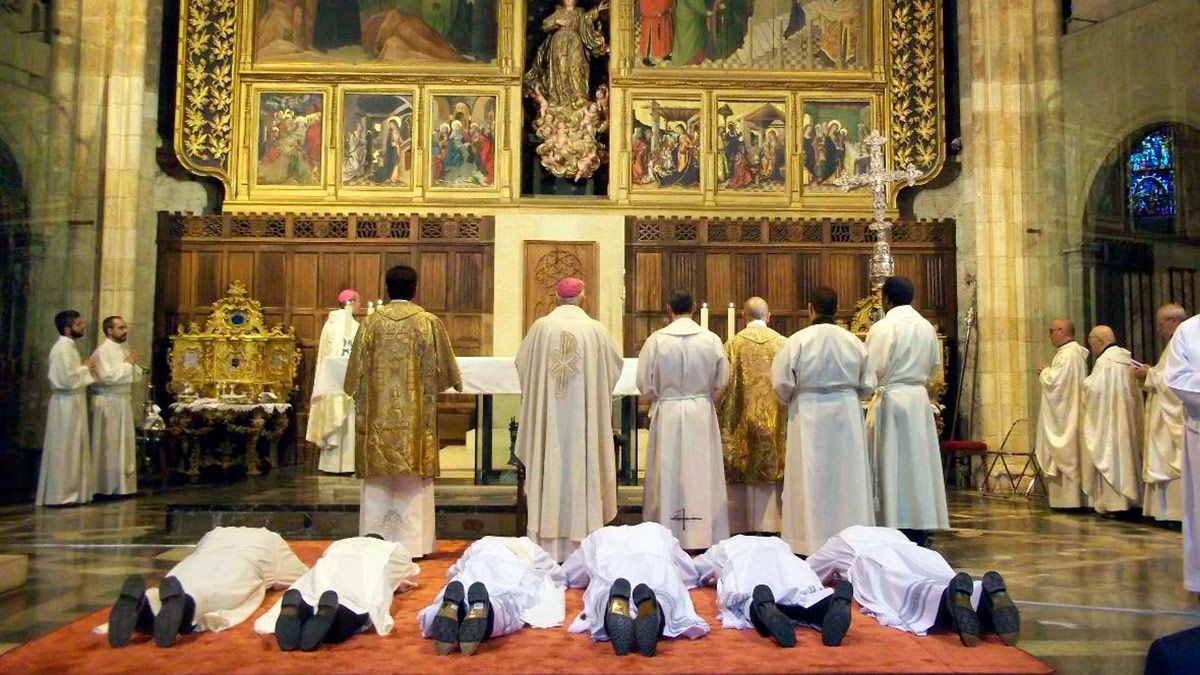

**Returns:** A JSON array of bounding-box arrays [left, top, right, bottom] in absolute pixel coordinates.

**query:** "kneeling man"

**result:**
[[694, 535, 853, 648], [565, 522, 708, 657], [807, 526, 1020, 647], [254, 534, 420, 651], [419, 536, 567, 656], [106, 527, 308, 648]]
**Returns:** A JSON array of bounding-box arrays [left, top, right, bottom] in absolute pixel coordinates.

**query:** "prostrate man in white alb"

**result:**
[[1035, 317, 1092, 509], [863, 276, 948, 543], [772, 286, 875, 554], [254, 534, 419, 652], [419, 536, 566, 656], [106, 526, 308, 648], [637, 290, 730, 550], [37, 309, 98, 506], [1082, 325, 1144, 514], [1136, 304, 1188, 521], [308, 289, 360, 474], [565, 522, 708, 657], [515, 277, 623, 562], [90, 315, 142, 498], [1164, 312, 1200, 595], [694, 535, 854, 649], [807, 525, 1020, 648]]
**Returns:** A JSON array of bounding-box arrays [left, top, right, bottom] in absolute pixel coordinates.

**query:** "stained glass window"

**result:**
[[1128, 129, 1176, 221]]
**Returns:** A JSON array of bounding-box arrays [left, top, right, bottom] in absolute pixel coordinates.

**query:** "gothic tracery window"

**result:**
[[1128, 128, 1176, 232]]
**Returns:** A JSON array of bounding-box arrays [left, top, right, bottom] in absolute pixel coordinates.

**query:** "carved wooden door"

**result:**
[[523, 241, 597, 333]]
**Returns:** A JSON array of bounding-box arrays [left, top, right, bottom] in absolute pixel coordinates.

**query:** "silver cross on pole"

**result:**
[[833, 130, 925, 291]]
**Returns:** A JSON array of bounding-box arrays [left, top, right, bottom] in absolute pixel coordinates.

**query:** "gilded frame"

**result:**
[[244, 83, 334, 198], [796, 90, 884, 209], [624, 90, 706, 203], [711, 92, 794, 207], [424, 87, 506, 198], [335, 86, 421, 199]]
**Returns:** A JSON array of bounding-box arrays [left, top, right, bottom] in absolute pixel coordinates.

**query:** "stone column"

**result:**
[[961, 1, 1067, 448]]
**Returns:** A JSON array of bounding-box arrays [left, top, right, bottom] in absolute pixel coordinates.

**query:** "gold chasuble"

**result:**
[[344, 302, 462, 480], [719, 324, 788, 483]]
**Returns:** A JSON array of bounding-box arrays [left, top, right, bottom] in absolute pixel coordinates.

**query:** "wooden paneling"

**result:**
[[633, 252, 661, 312], [523, 241, 597, 333]]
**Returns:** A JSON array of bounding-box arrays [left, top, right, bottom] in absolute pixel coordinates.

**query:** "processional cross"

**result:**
[[833, 130, 925, 324]]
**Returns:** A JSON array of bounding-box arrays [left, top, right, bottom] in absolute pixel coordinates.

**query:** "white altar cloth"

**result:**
[[452, 357, 640, 396]]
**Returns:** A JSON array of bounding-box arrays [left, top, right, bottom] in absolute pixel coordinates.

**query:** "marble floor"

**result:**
[[0, 475, 1195, 674]]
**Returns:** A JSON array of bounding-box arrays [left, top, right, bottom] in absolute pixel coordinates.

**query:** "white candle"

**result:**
[[699, 303, 709, 331], [366, 301, 375, 316], [341, 300, 354, 356], [726, 303, 736, 338]]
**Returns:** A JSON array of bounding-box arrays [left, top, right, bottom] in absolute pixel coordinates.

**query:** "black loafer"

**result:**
[[108, 574, 147, 648], [980, 571, 1020, 646], [945, 572, 981, 647], [300, 590, 339, 652], [632, 583, 664, 657], [275, 589, 311, 652], [459, 582, 492, 656], [821, 581, 853, 647], [604, 578, 635, 656], [153, 576, 190, 648], [749, 584, 795, 648], [431, 581, 464, 656]]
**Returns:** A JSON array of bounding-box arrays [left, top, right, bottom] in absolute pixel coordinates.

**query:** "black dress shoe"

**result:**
[[153, 576, 193, 648], [944, 572, 981, 647], [108, 574, 149, 648], [642, 57, 654, 66], [632, 583, 663, 657], [604, 578, 635, 656], [979, 571, 1020, 646], [300, 590, 339, 651], [821, 581, 853, 647], [459, 582, 492, 656], [749, 584, 795, 648], [431, 580, 465, 656], [275, 589, 312, 652]]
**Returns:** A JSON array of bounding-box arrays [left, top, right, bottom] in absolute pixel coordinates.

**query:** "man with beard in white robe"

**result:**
[[1165, 312, 1200, 594], [308, 289, 360, 474], [515, 277, 622, 562], [1137, 304, 1188, 521], [89, 316, 142, 497], [1082, 325, 1144, 514], [864, 277, 948, 542], [772, 286, 875, 554], [105, 527, 308, 648], [565, 522, 708, 657], [637, 290, 730, 550], [694, 535, 854, 648], [807, 526, 1020, 647], [419, 536, 566, 656], [36, 310, 98, 506], [1035, 317, 1092, 509], [255, 535, 419, 651]]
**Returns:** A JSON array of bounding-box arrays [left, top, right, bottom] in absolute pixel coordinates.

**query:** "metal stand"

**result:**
[[981, 419, 1046, 499]]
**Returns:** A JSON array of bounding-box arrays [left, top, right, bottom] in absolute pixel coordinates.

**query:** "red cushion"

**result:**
[[940, 440, 988, 454]]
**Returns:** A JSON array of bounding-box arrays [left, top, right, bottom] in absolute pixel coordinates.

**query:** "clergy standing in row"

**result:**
[[1035, 317, 1092, 509], [37, 310, 98, 506], [1137, 304, 1187, 521], [637, 291, 730, 550], [864, 277, 948, 540], [90, 316, 142, 497], [308, 289, 360, 474], [719, 297, 787, 534], [772, 286, 875, 554], [1164, 312, 1200, 594], [515, 277, 623, 562], [1081, 325, 1143, 514], [345, 265, 462, 557]]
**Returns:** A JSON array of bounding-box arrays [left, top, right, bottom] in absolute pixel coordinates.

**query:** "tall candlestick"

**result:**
[[726, 303, 736, 338], [699, 303, 709, 331]]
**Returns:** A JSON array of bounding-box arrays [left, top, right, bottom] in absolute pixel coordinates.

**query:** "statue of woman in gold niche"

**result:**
[[524, 0, 609, 107]]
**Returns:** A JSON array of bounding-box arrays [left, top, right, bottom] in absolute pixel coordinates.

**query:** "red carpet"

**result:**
[[0, 541, 1053, 675]]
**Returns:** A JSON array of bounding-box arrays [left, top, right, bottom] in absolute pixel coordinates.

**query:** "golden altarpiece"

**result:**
[[166, 0, 953, 478]]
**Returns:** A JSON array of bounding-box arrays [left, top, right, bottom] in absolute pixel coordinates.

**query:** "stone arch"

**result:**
[[0, 133, 32, 446]]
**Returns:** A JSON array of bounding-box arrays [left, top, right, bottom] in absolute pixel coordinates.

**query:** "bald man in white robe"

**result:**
[[1082, 326, 1144, 514], [1164, 313, 1200, 593], [1035, 318, 1092, 509], [1136, 305, 1187, 521]]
